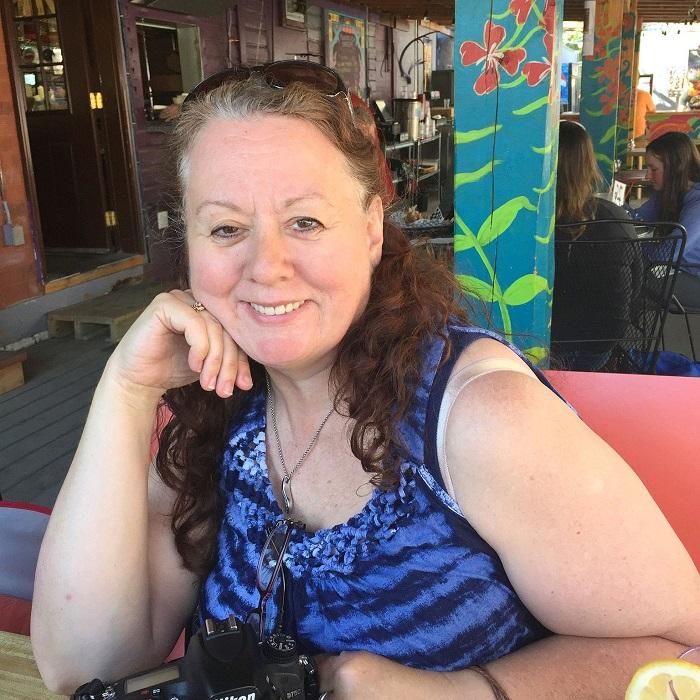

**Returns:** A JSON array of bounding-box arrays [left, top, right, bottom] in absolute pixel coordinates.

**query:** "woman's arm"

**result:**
[[31, 291, 250, 694], [443, 340, 699, 645], [317, 635, 689, 699], [318, 339, 699, 698]]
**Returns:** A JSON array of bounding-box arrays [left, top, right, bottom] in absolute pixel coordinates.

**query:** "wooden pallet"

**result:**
[[0, 350, 27, 396], [47, 282, 163, 343]]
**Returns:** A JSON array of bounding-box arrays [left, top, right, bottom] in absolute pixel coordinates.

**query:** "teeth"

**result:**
[[251, 300, 303, 316]]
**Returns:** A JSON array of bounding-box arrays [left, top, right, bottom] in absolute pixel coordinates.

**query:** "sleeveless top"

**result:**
[[198, 325, 559, 671]]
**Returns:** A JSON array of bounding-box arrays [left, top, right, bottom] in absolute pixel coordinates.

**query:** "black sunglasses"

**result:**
[[246, 518, 304, 643], [184, 60, 354, 120]]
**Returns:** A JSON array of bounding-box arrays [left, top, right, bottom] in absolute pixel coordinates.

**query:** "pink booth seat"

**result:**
[[544, 370, 699, 569]]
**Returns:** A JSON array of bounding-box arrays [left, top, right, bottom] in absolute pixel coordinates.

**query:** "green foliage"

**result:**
[[502, 274, 550, 305], [477, 196, 538, 247]]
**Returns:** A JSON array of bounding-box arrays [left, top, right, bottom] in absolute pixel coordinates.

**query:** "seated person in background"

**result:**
[[627, 131, 700, 307], [633, 88, 656, 140], [31, 64, 700, 699], [552, 121, 641, 371]]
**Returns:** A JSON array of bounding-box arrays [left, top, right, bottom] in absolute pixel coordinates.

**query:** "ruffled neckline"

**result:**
[[222, 389, 419, 576]]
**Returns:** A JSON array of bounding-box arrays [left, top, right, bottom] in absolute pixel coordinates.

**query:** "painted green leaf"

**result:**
[[600, 124, 618, 145], [513, 96, 549, 116], [455, 160, 502, 189], [596, 152, 614, 167], [502, 274, 549, 306], [535, 212, 556, 244], [476, 196, 537, 247], [455, 124, 502, 145], [531, 142, 553, 155], [454, 233, 476, 252], [456, 274, 501, 303], [533, 167, 556, 195], [523, 346, 549, 365]]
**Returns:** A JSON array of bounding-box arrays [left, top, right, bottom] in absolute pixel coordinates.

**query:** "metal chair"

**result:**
[[666, 262, 700, 362], [552, 220, 686, 374]]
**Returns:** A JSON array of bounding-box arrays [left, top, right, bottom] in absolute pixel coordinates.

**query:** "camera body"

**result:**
[[71, 616, 318, 700]]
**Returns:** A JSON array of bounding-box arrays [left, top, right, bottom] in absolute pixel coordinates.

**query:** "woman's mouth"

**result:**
[[249, 300, 305, 316]]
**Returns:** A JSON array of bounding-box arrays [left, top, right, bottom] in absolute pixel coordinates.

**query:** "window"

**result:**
[[136, 19, 203, 121], [14, 0, 68, 112]]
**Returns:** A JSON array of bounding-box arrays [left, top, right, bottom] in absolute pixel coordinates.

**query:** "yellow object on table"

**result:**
[[0, 631, 68, 699], [625, 658, 700, 699]]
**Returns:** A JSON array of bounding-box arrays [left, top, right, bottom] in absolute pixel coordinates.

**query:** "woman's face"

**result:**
[[646, 152, 665, 191], [185, 115, 384, 376]]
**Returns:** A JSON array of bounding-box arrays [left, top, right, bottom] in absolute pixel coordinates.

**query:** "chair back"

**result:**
[[0, 501, 50, 601], [544, 370, 699, 569], [553, 220, 686, 373]]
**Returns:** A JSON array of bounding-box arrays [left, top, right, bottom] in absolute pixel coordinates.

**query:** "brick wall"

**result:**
[[0, 10, 41, 309]]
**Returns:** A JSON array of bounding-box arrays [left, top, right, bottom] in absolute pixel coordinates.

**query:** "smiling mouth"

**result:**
[[250, 300, 305, 316]]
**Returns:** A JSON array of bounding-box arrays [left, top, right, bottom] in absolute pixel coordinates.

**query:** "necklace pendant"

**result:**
[[282, 476, 294, 514]]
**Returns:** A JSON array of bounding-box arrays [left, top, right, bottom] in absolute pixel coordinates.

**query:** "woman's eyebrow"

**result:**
[[195, 199, 245, 216]]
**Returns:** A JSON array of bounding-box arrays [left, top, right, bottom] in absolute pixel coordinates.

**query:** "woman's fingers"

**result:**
[[170, 290, 251, 396]]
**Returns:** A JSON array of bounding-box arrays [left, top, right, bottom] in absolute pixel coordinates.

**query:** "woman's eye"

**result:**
[[211, 224, 241, 239], [292, 218, 322, 232]]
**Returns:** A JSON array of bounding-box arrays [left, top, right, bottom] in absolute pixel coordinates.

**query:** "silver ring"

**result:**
[[191, 300, 206, 312]]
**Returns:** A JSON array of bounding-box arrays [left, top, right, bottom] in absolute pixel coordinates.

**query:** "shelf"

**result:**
[[384, 141, 413, 152], [417, 171, 439, 182], [417, 134, 440, 144]]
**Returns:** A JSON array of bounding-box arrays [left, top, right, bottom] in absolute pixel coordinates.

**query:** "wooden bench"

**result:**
[[0, 351, 27, 396]]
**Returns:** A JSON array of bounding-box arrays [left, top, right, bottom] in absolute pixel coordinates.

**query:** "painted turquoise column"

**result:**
[[579, 0, 625, 187], [616, 0, 638, 163], [454, 0, 562, 364]]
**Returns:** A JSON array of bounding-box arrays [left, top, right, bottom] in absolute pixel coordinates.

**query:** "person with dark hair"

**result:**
[[31, 63, 699, 699], [629, 131, 700, 306], [552, 121, 640, 371]]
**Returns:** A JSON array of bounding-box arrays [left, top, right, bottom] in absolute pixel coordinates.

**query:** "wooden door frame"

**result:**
[[0, 0, 145, 279], [0, 0, 46, 281]]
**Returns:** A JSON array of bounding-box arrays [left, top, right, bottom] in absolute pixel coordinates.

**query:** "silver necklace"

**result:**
[[266, 374, 334, 515]]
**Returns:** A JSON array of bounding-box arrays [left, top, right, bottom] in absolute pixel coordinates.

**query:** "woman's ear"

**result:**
[[366, 195, 384, 269]]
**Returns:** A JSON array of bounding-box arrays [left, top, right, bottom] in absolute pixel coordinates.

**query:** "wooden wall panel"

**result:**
[[0, 9, 41, 308]]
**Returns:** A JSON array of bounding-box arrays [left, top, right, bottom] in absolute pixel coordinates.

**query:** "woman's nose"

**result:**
[[247, 228, 293, 283]]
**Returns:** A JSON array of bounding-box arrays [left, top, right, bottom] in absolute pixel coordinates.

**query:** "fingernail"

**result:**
[[222, 383, 234, 396]]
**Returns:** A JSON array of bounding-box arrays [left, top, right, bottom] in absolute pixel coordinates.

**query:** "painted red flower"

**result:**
[[509, 0, 533, 25], [460, 20, 527, 96], [521, 0, 556, 87]]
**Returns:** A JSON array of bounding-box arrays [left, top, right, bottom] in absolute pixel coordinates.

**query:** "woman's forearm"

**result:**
[[447, 634, 686, 700], [31, 358, 163, 690]]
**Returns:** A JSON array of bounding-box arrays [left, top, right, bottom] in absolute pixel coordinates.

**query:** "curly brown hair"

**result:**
[[156, 74, 467, 577]]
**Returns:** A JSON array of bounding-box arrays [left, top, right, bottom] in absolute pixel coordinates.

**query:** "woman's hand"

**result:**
[[314, 651, 479, 700], [107, 289, 252, 399]]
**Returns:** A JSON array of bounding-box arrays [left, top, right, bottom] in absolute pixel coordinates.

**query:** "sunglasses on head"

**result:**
[[183, 60, 354, 120]]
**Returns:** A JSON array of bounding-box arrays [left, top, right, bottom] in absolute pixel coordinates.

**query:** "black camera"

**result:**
[[71, 615, 319, 700]]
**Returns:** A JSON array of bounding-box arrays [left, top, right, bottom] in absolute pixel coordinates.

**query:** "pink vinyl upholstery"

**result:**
[[544, 370, 699, 569]]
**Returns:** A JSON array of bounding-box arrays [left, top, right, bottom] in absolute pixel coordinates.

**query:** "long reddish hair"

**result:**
[[157, 76, 467, 576]]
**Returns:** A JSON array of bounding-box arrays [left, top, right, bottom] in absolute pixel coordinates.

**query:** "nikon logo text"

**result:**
[[214, 693, 256, 700]]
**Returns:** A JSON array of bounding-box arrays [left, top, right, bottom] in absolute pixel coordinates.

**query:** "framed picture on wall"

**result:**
[[324, 10, 365, 97], [281, 0, 307, 31]]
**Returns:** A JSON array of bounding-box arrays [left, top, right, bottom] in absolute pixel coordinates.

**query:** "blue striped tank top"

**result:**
[[198, 325, 554, 670]]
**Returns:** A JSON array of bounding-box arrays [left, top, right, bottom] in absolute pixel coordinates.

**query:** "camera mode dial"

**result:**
[[262, 632, 298, 662]]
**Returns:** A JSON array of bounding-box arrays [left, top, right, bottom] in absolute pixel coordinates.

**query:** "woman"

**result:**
[[32, 63, 699, 699], [629, 131, 700, 307], [552, 120, 640, 371]]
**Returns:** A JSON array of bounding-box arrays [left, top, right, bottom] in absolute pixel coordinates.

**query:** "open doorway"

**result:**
[[5, 0, 142, 284]]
